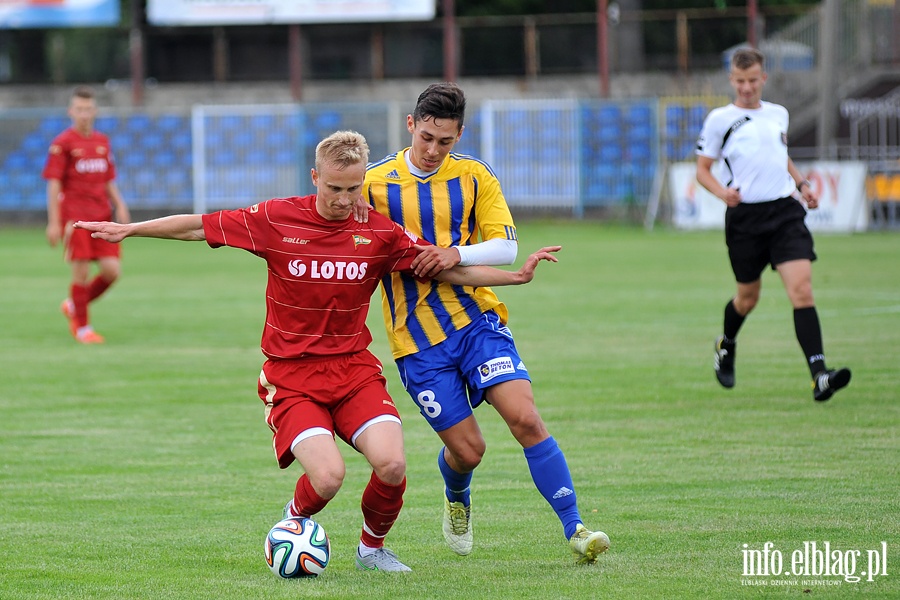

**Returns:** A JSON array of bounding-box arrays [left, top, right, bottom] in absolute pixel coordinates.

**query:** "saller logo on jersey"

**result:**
[[287, 259, 368, 280], [478, 357, 515, 383]]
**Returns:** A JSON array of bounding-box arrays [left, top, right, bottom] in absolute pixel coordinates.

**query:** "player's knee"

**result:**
[[448, 440, 485, 472], [512, 418, 549, 448], [735, 293, 759, 314], [373, 456, 406, 486], [101, 268, 120, 283], [308, 468, 345, 499]]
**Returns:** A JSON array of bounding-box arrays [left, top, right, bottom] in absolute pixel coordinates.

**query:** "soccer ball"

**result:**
[[265, 517, 331, 578]]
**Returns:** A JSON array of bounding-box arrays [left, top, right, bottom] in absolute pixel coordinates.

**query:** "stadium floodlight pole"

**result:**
[[597, 0, 609, 98], [289, 24, 303, 101], [443, 0, 457, 82], [747, 0, 758, 48], [129, 0, 144, 106]]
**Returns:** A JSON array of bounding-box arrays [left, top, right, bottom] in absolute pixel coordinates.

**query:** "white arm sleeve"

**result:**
[[455, 238, 518, 266]]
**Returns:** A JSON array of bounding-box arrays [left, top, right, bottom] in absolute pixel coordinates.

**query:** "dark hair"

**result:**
[[412, 82, 466, 130], [72, 85, 95, 100], [731, 48, 765, 71]]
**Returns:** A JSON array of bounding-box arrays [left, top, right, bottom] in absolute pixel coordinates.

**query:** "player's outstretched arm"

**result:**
[[74, 214, 206, 243], [434, 245, 561, 287]]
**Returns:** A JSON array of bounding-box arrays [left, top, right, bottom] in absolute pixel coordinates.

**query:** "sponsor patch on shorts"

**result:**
[[478, 357, 516, 383]]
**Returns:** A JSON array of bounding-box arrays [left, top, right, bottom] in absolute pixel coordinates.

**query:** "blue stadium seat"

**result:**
[[266, 129, 291, 148], [664, 121, 683, 140], [170, 131, 191, 151], [688, 104, 708, 129], [152, 150, 177, 168], [665, 105, 685, 123], [598, 123, 621, 142], [38, 116, 69, 136], [231, 130, 255, 149], [4, 152, 29, 170], [125, 114, 152, 133], [250, 114, 276, 130], [110, 132, 131, 151], [628, 141, 652, 161], [120, 151, 145, 168], [217, 115, 244, 131], [273, 149, 296, 166], [628, 123, 652, 142], [156, 115, 186, 132], [600, 143, 622, 162], [627, 104, 653, 125], [211, 149, 237, 167], [141, 132, 165, 150], [22, 132, 48, 154], [314, 111, 341, 132], [95, 116, 119, 133], [244, 149, 269, 165], [597, 105, 621, 125]]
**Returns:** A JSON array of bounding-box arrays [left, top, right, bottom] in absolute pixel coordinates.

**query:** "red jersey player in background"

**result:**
[[43, 85, 130, 344], [75, 130, 560, 573]]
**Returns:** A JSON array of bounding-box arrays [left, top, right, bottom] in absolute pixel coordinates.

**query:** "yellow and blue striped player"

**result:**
[[363, 82, 609, 564]]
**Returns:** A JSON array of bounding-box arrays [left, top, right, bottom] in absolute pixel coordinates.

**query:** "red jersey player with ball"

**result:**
[[75, 130, 560, 572]]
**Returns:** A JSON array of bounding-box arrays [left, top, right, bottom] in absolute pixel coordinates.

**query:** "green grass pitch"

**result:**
[[1, 221, 897, 599]]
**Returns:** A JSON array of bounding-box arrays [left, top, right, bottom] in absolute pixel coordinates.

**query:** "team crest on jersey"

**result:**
[[353, 234, 372, 248], [96, 146, 107, 155], [249, 203, 260, 213], [478, 357, 516, 383]]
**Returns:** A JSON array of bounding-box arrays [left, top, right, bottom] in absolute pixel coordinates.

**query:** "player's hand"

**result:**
[[412, 245, 461, 278], [351, 196, 370, 223], [46, 222, 62, 247], [800, 185, 820, 210], [73, 220, 129, 243], [515, 245, 562, 283], [721, 187, 742, 207]]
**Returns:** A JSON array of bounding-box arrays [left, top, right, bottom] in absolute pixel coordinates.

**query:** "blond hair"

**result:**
[[315, 130, 370, 171]]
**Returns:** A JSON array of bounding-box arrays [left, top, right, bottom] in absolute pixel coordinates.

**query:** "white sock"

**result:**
[[357, 542, 379, 557]]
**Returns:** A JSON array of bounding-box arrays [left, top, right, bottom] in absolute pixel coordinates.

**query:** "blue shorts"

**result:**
[[395, 311, 531, 432]]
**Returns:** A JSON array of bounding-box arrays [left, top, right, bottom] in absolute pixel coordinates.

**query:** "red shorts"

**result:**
[[64, 223, 121, 262], [258, 350, 402, 469]]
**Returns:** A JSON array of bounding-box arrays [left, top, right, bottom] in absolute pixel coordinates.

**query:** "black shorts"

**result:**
[[724, 197, 816, 284]]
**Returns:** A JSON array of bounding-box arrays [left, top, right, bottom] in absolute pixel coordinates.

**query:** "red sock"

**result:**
[[87, 275, 113, 302], [360, 473, 405, 549], [292, 474, 330, 518], [70, 284, 90, 329]]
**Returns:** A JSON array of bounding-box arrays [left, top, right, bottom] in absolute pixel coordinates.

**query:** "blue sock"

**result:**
[[524, 436, 582, 539], [438, 447, 472, 506]]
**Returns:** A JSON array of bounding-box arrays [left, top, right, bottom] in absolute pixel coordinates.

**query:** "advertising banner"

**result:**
[[669, 161, 869, 233], [0, 0, 119, 28], [148, 0, 435, 26]]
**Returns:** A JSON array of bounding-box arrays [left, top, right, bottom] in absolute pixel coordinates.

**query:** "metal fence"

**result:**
[[2, 94, 897, 226]]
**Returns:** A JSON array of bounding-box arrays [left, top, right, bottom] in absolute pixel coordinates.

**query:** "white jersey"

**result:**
[[696, 101, 795, 203]]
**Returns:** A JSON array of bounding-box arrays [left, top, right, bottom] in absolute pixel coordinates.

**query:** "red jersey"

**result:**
[[202, 195, 423, 360], [42, 128, 117, 223]]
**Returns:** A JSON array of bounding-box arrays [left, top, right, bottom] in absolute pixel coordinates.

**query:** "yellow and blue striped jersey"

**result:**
[[364, 149, 518, 359]]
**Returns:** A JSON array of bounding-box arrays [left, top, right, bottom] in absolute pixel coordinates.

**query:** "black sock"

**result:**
[[794, 306, 826, 376], [723, 300, 745, 341]]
